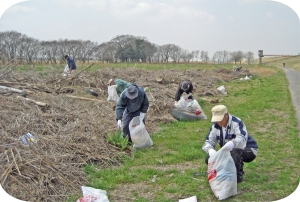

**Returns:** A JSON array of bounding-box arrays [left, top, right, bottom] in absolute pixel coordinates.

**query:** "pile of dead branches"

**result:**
[[0, 65, 248, 201]]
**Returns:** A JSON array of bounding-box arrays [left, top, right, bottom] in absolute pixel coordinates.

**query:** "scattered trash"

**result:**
[[151, 175, 157, 182], [217, 85, 227, 95], [76, 186, 109, 202], [179, 195, 197, 202], [240, 75, 251, 81], [18, 132, 38, 145]]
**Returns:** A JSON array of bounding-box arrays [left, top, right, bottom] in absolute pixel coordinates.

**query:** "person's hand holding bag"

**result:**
[[117, 120, 122, 129], [140, 112, 145, 120], [222, 141, 234, 151], [208, 149, 217, 157]]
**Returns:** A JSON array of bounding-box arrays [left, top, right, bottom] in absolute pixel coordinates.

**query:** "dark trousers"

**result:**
[[123, 110, 145, 142], [205, 147, 256, 181]]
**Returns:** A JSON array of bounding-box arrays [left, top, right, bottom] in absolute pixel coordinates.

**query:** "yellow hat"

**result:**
[[211, 105, 228, 122]]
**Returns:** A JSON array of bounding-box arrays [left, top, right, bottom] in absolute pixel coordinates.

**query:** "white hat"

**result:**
[[211, 105, 228, 122]]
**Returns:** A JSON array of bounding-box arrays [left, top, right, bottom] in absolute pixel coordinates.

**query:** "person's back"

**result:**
[[114, 79, 131, 94]]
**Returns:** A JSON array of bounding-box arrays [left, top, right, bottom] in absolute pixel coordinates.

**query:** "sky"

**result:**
[[0, 0, 299, 59], [0, 0, 299, 201]]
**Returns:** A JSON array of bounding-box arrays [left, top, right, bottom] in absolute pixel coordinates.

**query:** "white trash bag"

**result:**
[[186, 99, 207, 119], [76, 186, 109, 202], [129, 116, 153, 149], [217, 85, 227, 95], [62, 64, 70, 77], [174, 93, 192, 110], [107, 85, 119, 102], [208, 148, 237, 200]]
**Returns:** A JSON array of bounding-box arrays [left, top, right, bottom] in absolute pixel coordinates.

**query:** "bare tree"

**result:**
[[244, 51, 254, 64], [231, 51, 244, 64]]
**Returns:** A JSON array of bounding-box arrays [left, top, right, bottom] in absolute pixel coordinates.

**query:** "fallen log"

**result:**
[[0, 85, 24, 94]]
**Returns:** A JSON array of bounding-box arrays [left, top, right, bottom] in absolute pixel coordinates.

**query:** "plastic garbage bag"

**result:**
[[76, 186, 109, 202], [186, 99, 207, 119], [208, 148, 237, 200], [129, 116, 153, 149], [217, 85, 227, 95], [18, 133, 38, 145], [62, 64, 70, 77], [174, 93, 192, 110], [107, 85, 119, 102]]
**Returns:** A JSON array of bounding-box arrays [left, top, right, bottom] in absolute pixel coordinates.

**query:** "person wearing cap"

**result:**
[[202, 105, 258, 183], [175, 80, 193, 101], [116, 83, 149, 142], [64, 55, 77, 75], [108, 79, 131, 95]]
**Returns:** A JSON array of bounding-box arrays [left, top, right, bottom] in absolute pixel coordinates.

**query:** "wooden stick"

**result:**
[[17, 96, 47, 107], [66, 95, 105, 102], [0, 85, 24, 93], [69, 63, 94, 80], [10, 148, 21, 175]]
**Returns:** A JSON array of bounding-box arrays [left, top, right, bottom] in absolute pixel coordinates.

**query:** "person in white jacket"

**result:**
[[202, 105, 258, 183]]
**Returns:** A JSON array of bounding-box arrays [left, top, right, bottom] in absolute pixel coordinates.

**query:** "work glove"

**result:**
[[117, 120, 122, 129], [208, 149, 217, 157], [140, 112, 145, 120], [222, 141, 234, 151]]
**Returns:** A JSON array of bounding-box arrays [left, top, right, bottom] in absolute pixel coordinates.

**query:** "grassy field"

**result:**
[[60, 59, 300, 202], [16, 58, 299, 201]]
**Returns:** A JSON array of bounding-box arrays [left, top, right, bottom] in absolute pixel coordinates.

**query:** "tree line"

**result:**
[[0, 31, 254, 65]]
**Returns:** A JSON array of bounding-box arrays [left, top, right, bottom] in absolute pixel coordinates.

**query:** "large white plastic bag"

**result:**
[[129, 116, 153, 149], [62, 64, 70, 76], [107, 85, 119, 102], [186, 99, 207, 119], [207, 148, 237, 200], [217, 85, 227, 95], [174, 93, 192, 110], [77, 186, 109, 202]]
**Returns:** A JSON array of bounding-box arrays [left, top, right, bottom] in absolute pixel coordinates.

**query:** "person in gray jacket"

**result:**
[[116, 83, 149, 142], [202, 105, 258, 183]]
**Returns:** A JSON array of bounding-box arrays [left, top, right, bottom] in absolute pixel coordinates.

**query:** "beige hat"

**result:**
[[107, 79, 113, 85], [211, 105, 228, 122]]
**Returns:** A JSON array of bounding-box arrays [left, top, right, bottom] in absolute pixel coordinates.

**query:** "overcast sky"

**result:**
[[0, 0, 299, 59]]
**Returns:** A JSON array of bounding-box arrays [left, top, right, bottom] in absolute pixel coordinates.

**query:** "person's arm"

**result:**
[[140, 91, 149, 113], [116, 95, 127, 121], [175, 83, 183, 101], [187, 82, 194, 100], [202, 126, 218, 154], [230, 118, 248, 149]]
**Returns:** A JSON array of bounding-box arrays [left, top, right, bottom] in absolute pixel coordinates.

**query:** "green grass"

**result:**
[[68, 63, 300, 202]]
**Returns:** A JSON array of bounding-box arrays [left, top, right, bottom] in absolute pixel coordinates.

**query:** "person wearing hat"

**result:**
[[116, 83, 149, 142], [64, 55, 77, 75], [202, 105, 258, 183], [175, 80, 193, 101], [108, 78, 131, 95]]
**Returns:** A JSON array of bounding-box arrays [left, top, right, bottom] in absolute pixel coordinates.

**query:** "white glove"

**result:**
[[208, 149, 217, 157], [140, 112, 145, 120], [222, 141, 234, 151], [117, 120, 122, 129]]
